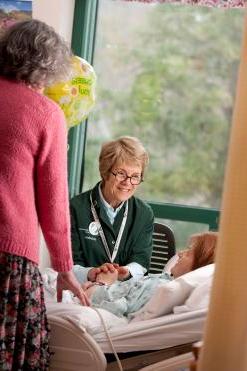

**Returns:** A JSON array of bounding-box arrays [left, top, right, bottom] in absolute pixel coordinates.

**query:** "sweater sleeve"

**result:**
[[35, 106, 73, 272]]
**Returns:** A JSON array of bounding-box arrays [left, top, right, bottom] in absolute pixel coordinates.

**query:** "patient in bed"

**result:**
[[78, 231, 217, 317]]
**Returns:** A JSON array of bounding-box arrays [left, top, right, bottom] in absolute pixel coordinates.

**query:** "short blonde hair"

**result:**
[[99, 136, 149, 180]]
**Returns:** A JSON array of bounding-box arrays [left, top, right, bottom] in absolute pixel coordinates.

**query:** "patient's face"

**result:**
[[170, 248, 195, 278]]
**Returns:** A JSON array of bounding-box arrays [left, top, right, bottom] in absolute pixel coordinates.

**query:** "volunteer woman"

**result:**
[[70, 136, 154, 283]]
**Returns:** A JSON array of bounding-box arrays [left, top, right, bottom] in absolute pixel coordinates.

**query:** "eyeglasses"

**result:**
[[111, 170, 143, 185]]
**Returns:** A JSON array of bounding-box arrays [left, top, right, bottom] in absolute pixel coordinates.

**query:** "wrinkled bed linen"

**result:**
[[90, 273, 172, 317], [42, 268, 172, 317]]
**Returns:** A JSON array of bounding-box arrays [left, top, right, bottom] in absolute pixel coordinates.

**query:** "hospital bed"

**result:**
[[47, 305, 206, 371], [45, 261, 213, 370]]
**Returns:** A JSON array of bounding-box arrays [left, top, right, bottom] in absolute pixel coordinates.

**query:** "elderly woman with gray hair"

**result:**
[[0, 19, 89, 370], [71, 136, 154, 284]]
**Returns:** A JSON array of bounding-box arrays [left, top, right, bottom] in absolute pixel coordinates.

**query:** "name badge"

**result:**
[[88, 221, 100, 236]]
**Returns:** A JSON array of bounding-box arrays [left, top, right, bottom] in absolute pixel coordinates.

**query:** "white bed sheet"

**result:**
[[47, 302, 207, 354], [45, 265, 211, 355], [46, 302, 128, 335], [47, 303, 207, 353], [95, 308, 207, 352]]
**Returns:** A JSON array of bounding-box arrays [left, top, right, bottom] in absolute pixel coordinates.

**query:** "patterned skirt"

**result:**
[[0, 252, 50, 370]]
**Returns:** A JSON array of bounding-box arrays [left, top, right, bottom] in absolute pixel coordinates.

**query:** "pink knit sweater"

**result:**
[[0, 77, 73, 272]]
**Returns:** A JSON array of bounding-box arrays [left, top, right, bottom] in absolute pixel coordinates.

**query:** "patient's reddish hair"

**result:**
[[189, 232, 218, 270]]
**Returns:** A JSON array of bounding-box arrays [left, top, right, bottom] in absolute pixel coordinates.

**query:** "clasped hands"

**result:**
[[88, 263, 130, 284], [56, 263, 129, 308]]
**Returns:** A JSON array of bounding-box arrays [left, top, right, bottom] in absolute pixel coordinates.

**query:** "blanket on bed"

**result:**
[[89, 273, 172, 317], [42, 268, 172, 317], [42, 264, 214, 321]]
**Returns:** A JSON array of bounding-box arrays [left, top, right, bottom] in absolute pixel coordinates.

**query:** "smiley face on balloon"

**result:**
[[45, 56, 96, 129]]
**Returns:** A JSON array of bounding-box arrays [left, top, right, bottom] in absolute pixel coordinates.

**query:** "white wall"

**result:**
[[33, 0, 75, 271], [33, 0, 75, 42]]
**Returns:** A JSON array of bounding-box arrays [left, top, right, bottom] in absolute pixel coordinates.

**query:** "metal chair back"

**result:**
[[149, 222, 176, 274]]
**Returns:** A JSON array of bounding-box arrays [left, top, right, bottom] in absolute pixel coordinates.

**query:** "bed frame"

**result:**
[[139, 352, 194, 371], [49, 315, 107, 371], [48, 315, 193, 371], [106, 344, 193, 371]]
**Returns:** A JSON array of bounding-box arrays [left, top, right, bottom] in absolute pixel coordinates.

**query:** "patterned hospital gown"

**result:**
[[89, 273, 172, 318]]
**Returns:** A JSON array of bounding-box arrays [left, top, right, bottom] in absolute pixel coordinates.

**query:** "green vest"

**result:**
[[70, 183, 154, 271]]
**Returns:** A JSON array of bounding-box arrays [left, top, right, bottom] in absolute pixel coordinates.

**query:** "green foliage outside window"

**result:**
[[83, 0, 244, 245]]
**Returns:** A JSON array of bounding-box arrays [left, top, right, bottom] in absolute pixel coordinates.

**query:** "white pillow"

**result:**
[[173, 278, 213, 314], [46, 302, 127, 335], [178, 263, 214, 287], [163, 254, 179, 274], [130, 264, 215, 322]]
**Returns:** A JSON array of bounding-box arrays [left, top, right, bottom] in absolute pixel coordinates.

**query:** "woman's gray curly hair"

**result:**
[[0, 19, 73, 88]]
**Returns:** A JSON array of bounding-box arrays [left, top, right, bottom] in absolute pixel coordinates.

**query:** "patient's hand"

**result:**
[[88, 263, 117, 282], [117, 266, 130, 281], [87, 263, 130, 284], [81, 270, 118, 299], [96, 269, 118, 285], [96, 266, 130, 282]]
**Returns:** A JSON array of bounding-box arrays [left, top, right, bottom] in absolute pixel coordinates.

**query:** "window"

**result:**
[[83, 0, 244, 246]]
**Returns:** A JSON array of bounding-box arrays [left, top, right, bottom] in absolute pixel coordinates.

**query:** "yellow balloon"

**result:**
[[45, 56, 96, 129]]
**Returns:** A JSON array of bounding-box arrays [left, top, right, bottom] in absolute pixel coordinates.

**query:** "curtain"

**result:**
[[198, 15, 247, 370]]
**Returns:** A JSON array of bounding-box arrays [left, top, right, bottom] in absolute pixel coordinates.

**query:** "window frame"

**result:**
[[69, 0, 98, 198], [70, 0, 220, 230]]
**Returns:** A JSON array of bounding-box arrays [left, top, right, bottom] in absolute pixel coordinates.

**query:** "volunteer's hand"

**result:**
[[88, 262, 118, 282], [57, 270, 90, 306]]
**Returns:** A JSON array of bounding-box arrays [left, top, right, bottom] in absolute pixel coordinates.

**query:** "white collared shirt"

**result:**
[[98, 183, 124, 225]]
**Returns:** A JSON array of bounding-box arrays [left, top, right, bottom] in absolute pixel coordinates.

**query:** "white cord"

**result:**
[[93, 307, 123, 371]]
